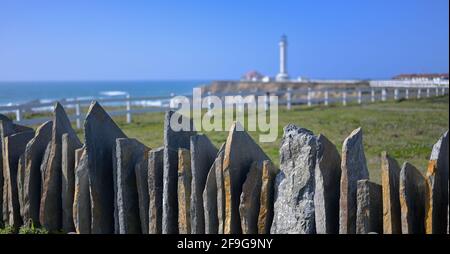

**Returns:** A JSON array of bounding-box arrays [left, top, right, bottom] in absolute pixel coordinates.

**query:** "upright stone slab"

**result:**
[[148, 147, 164, 234], [271, 124, 317, 234], [223, 122, 269, 234], [356, 180, 382, 234], [84, 101, 127, 234], [73, 149, 91, 234], [20, 121, 52, 227], [257, 160, 278, 234], [113, 138, 149, 234], [239, 161, 263, 234], [190, 134, 218, 234], [1, 114, 33, 226], [400, 162, 426, 234], [381, 151, 402, 234], [177, 148, 192, 234], [339, 127, 369, 234], [425, 131, 449, 234], [314, 134, 341, 234], [135, 149, 150, 234], [215, 145, 225, 234], [203, 160, 218, 234], [3, 131, 35, 228], [40, 102, 81, 232], [62, 133, 82, 232], [17, 154, 25, 220], [162, 110, 196, 234]]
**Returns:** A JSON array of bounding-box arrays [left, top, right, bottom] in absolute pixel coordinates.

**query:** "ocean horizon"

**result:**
[[0, 80, 210, 106]]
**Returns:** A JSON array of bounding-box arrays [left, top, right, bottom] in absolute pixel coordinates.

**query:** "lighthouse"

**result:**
[[276, 35, 289, 81]]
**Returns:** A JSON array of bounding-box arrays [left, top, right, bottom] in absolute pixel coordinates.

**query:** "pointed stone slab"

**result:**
[[84, 101, 127, 234], [215, 145, 225, 234], [73, 148, 91, 234], [381, 151, 402, 234], [223, 122, 270, 234], [148, 147, 164, 234], [3, 131, 35, 228], [162, 110, 196, 234], [20, 121, 53, 227], [203, 159, 218, 234], [40, 102, 81, 232], [400, 162, 426, 234], [113, 138, 149, 234], [203, 144, 225, 234], [1, 114, 33, 226], [314, 134, 341, 234], [356, 180, 382, 234], [425, 131, 449, 234], [62, 133, 82, 233], [271, 124, 317, 234], [190, 134, 218, 234], [135, 149, 150, 234], [239, 161, 263, 234], [339, 127, 369, 234], [177, 148, 192, 234], [257, 160, 278, 234]]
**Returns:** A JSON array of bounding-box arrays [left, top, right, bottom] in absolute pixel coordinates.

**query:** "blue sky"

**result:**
[[0, 0, 448, 81]]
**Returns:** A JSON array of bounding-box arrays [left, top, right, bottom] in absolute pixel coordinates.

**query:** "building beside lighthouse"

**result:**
[[276, 34, 289, 81]]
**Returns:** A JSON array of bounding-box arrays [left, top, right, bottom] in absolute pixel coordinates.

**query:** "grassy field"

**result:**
[[70, 95, 448, 184]]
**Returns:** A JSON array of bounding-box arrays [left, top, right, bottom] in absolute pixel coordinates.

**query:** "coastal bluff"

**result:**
[[202, 80, 370, 94]]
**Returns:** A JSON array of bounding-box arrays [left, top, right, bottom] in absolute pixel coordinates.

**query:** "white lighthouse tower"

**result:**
[[276, 34, 289, 81]]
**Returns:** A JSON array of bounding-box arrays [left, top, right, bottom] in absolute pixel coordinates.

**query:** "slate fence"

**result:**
[[0, 100, 448, 234]]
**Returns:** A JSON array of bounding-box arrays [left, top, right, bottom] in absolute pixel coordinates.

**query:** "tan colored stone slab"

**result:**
[[381, 151, 401, 234], [177, 148, 192, 234]]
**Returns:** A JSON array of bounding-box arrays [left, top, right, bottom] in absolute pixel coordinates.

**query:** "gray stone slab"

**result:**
[[223, 122, 270, 234], [339, 127, 369, 234], [203, 159, 218, 234], [162, 110, 196, 234], [271, 124, 317, 234], [190, 134, 217, 234], [215, 145, 225, 234], [84, 101, 127, 234], [40, 102, 81, 232], [425, 131, 449, 234], [1, 114, 33, 226], [20, 121, 52, 227], [135, 149, 150, 234], [314, 134, 341, 234], [400, 162, 426, 234], [17, 154, 25, 222], [113, 138, 149, 234], [73, 148, 91, 234], [239, 161, 262, 234], [3, 131, 35, 228], [381, 151, 402, 234], [356, 180, 382, 234], [61, 133, 82, 233], [148, 147, 164, 234]]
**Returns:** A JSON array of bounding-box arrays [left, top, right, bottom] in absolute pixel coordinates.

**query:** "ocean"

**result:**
[[0, 80, 209, 106]]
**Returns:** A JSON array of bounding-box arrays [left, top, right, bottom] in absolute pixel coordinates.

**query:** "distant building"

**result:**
[[276, 35, 290, 81], [241, 70, 264, 82], [392, 73, 449, 82]]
